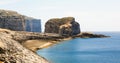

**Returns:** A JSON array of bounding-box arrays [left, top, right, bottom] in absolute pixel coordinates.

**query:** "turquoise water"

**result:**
[[37, 32, 120, 63]]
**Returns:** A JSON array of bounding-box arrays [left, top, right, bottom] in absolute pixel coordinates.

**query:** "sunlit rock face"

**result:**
[[0, 28, 49, 63], [0, 9, 41, 32], [45, 17, 80, 36]]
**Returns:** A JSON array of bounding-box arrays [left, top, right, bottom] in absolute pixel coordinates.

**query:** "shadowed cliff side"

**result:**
[[0, 9, 41, 32], [0, 29, 49, 63]]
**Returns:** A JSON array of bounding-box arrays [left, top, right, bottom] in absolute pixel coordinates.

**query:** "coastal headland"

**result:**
[[0, 9, 109, 63]]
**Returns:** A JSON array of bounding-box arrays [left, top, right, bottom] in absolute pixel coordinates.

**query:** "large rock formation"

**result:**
[[0, 10, 25, 31], [0, 9, 41, 32], [0, 29, 49, 63], [45, 17, 80, 36]]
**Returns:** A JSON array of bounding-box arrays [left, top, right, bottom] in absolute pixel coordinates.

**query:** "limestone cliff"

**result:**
[[45, 17, 80, 36], [25, 17, 41, 32], [0, 9, 25, 31], [0, 9, 41, 32], [0, 28, 49, 63]]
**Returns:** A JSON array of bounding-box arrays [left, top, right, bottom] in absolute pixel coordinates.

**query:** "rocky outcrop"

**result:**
[[0, 28, 49, 63], [0, 9, 41, 32], [72, 32, 110, 38], [45, 17, 80, 36]]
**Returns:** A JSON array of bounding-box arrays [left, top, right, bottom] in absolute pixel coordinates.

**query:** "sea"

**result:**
[[37, 32, 120, 63]]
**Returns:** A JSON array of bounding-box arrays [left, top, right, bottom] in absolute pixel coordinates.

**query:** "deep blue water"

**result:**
[[37, 32, 120, 63]]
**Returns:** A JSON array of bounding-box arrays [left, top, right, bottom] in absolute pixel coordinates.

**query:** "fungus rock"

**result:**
[[45, 17, 80, 36]]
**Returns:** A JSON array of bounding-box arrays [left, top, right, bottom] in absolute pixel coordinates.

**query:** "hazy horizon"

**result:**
[[0, 0, 120, 32]]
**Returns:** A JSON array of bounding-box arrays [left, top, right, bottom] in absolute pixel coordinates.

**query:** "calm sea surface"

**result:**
[[37, 32, 120, 63]]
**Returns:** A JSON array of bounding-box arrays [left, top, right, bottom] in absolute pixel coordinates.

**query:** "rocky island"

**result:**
[[0, 9, 109, 63], [45, 17, 80, 36]]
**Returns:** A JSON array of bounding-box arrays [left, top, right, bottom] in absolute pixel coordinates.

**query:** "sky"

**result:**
[[0, 0, 120, 32]]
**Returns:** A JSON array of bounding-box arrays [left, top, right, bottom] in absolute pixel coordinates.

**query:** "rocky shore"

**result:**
[[0, 28, 109, 63], [0, 29, 49, 63], [0, 29, 109, 63], [0, 28, 109, 51], [0, 9, 110, 63]]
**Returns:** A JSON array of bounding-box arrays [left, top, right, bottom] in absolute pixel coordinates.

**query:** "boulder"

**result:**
[[45, 17, 80, 36]]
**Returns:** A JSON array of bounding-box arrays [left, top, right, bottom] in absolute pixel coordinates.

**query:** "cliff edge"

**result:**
[[0, 9, 41, 32]]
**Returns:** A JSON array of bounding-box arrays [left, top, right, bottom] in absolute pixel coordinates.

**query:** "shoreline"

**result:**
[[22, 32, 110, 52], [22, 37, 72, 52], [0, 28, 110, 63]]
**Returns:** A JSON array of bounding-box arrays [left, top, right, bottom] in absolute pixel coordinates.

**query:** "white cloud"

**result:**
[[0, 0, 22, 5]]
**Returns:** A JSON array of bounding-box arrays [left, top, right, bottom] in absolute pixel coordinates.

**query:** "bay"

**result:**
[[37, 32, 120, 63]]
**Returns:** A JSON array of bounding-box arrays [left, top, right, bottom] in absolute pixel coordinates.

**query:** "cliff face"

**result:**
[[25, 17, 41, 32], [45, 17, 80, 36], [0, 9, 41, 32], [0, 28, 49, 63], [0, 10, 25, 31]]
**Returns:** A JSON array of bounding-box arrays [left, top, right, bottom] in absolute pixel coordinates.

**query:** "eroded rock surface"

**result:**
[[45, 17, 80, 36], [0, 28, 49, 63]]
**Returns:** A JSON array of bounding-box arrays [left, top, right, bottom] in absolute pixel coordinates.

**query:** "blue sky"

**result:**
[[0, 0, 120, 32]]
